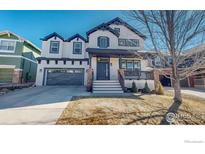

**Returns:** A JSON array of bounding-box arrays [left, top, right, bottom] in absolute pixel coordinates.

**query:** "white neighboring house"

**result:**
[[36, 17, 155, 93]]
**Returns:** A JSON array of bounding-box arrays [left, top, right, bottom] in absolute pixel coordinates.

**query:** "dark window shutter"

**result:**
[[107, 37, 109, 47], [97, 37, 101, 47]]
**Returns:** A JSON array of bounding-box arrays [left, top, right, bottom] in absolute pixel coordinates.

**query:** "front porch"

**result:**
[[86, 48, 155, 93]]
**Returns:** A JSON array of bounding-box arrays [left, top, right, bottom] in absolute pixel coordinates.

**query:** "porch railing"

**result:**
[[123, 69, 154, 80]]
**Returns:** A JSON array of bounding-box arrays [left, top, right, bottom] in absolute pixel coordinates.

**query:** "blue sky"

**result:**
[[0, 10, 128, 48]]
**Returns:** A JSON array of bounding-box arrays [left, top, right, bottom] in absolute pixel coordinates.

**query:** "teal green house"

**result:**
[[0, 31, 41, 84]]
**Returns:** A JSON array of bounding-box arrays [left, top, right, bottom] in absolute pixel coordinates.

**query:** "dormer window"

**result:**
[[114, 28, 120, 34], [73, 42, 82, 54], [50, 41, 59, 54], [97, 36, 109, 48]]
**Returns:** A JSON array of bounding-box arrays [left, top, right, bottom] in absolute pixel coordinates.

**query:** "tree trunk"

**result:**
[[173, 77, 182, 103]]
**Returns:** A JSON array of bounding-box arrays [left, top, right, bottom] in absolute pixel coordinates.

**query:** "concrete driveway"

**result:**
[[0, 86, 90, 124]]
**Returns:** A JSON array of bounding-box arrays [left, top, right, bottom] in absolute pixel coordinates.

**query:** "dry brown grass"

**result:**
[[56, 93, 205, 125]]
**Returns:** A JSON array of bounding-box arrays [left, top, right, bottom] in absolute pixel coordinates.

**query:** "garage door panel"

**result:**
[[46, 68, 84, 86]]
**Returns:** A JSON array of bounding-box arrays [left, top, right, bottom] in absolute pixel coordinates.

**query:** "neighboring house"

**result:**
[[0, 31, 41, 84], [148, 43, 205, 89], [36, 17, 156, 93], [180, 44, 205, 89]]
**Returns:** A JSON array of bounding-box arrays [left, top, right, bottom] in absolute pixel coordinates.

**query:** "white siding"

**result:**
[[125, 80, 155, 90], [41, 37, 64, 58], [41, 37, 87, 59], [63, 38, 88, 59], [87, 30, 118, 49], [91, 57, 97, 80], [110, 58, 119, 80], [109, 24, 144, 50]]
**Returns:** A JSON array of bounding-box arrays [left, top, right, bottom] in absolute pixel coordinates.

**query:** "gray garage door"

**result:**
[[46, 68, 84, 85]]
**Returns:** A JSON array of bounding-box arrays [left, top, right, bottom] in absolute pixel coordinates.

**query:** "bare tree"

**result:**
[[127, 10, 205, 103]]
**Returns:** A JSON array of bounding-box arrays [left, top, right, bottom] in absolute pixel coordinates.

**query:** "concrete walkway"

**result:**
[[0, 86, 90, 124], [165, 87, 205, 99]]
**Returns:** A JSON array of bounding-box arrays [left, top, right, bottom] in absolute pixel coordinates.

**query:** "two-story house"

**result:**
[[0, 31, 41, 84], [36, 17, 155, 93]]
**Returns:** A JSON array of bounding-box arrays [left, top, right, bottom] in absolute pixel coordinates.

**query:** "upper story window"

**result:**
[[73, 42, 82, 54], [0, 40, 15, 52], [114, 28, 120, 34], [50, 41, 59, 54], [154, 56, 161, 66], [97, 36, 109, 48], [168, 57, 173, 65], [118, 39, 139, 47]]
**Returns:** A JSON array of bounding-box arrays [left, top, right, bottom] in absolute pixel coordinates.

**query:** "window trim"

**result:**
[[120, 59, 141, 71], [98, 36, 109, 48], [49, 41, 60, 54], [0, 39, 16, 53], [114, 28, 120, 34], [73, 42, 82, 54], [118, 38, 139, 47]]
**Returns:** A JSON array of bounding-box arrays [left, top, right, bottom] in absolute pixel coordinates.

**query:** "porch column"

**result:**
[[153, 69, 160, 90]]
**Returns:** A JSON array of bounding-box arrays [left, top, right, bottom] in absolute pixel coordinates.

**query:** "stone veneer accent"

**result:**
[[86, 67, 93, 92], [12, 69, 22, 84]]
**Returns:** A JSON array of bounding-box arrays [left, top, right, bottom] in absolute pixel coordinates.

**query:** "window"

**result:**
[[118, 39, 139, 47], [134, 61, 140, 69], [120, 59, 140, 70], [73, 42, 82, 54], [168, 57, 173, 65], [114, 28, 120, 34], [98, 36, 109, 48], [121, 60, 126, 69], [154, 56, 161, 66], [50, 41, 59, 54], [0, 40, 15, 52]]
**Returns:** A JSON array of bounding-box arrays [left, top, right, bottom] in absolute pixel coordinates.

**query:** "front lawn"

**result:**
[[56, 93, 205, 125]]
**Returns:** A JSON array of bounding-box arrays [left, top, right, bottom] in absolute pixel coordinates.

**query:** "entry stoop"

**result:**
[[92, 80, 124, 94]]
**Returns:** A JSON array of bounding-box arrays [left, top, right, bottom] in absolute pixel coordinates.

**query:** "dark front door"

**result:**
[[97, 57, 110, 80], [160, 75, 171, 87]]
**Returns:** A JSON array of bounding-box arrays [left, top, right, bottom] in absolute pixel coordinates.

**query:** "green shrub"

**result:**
[[156, 82, 164, 95], [131, 81, 138, 93], [142, 81, 151, 93]]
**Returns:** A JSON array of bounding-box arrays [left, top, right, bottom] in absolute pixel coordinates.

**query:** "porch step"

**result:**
[[93, 80, 119, 83], [93, 90, 124, 94], [92, 80, 124, 94], [93, 87, 123, 91]]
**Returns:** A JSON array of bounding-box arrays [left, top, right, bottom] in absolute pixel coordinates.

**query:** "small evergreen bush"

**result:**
[[142, 81, 151, 93], [131, 81, 138, 93]]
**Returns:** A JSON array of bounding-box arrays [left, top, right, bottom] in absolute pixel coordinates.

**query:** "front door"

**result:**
[[97, 57, 110, 80]]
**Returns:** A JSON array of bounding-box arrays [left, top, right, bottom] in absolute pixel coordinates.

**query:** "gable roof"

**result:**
[[66, 33, 87, 42], [40, 32, 64, 41], [86, 23, 120, 37], [105, 17, 146, 39], [0, 31, 41, 53]]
